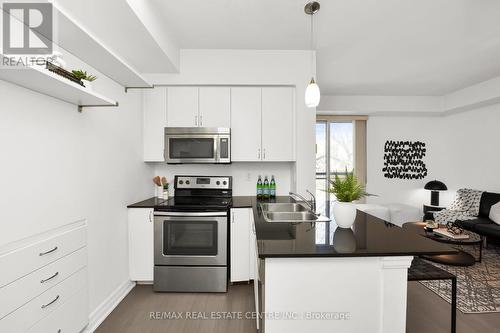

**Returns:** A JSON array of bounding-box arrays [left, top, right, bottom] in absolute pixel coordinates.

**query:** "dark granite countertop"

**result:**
[[127, 197, 170, 208], [127, 196, 254, 209], [249, 196, 457, 259], [128, 196, 457, 259]]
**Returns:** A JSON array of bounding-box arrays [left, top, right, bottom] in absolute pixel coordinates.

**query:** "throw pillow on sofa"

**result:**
[[490, 202, 500, 225]]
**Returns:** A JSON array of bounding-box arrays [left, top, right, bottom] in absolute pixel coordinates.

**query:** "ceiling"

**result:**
[[149, 0, 500, 96], [55, 0, 174, 73], [66, 0, 500, 96]]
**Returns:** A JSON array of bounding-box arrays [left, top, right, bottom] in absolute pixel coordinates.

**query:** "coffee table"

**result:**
[[405, 222, 483, 266]]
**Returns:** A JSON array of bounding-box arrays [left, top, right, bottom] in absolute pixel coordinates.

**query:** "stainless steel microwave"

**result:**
[[164, 127, 231, 164]]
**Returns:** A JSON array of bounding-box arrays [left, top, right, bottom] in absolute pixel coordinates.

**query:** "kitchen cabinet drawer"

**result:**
[[0, 267, 87, 333], [0, 247, 87, 319], [0, 225, 86, 289], [26, 287, 88, 333]]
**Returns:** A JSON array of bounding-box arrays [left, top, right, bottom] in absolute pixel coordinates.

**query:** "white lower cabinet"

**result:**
[[128, 208, 154, 281], [26, 286, 88, 333], [230, 208, 257, 282], [249, 213, 257, 280], [231, 208, 260, 329], [0, 221, 88, 333]]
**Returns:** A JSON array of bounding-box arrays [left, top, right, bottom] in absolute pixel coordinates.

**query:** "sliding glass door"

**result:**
[[315, 120, 354, 216]]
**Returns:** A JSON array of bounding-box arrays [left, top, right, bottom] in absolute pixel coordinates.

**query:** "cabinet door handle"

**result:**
[[232, 211, 235, 223], [257, 149, 261, 160], [40, 271, 59, 284], [39, 246, 58, 256], [149, 210, 153, 223], [263, 149, 266, 160], [41, 295, 60, 309], [199, 115, 203, 126]]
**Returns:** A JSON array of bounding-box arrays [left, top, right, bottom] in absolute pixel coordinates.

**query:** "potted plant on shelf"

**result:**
[[71, 70, 97, 90], [327, 169, 369, 228]]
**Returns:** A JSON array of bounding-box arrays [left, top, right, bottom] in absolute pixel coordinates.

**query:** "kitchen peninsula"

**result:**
[[245, 196, 456, 333]]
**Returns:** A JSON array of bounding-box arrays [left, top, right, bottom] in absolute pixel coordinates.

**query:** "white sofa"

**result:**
[[356, 203, 422, 227]]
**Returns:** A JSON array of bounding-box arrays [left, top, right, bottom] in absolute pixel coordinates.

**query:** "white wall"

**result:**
[[146, 49, 316, 196], [0, 52, 152, 316], [441, 104, 500, 195], [154, 163, 292, 197], [365, 103, 500, 209]]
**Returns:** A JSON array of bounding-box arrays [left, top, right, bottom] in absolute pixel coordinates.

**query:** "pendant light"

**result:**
[[304, 1, 320, 108]]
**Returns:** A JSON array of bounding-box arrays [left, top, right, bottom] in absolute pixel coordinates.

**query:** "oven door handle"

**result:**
[[154, 211, 227, 217]]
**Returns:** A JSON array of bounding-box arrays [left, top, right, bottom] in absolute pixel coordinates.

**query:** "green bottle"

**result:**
[[263, 176, 270, 199], [257, 175, 263, 199], [270, 175, 276, 198]]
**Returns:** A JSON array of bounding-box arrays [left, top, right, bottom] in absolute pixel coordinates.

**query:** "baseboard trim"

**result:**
[[82, 280, 136, 333]]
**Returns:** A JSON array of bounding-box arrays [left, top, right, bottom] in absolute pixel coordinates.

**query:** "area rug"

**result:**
[[420, 245, 500, 313]]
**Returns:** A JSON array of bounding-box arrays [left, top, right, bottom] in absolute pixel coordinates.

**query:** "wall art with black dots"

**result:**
[[382, 140, 428, 180]]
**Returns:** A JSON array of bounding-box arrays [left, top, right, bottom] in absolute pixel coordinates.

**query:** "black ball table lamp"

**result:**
[[424, 180, 447, 206]]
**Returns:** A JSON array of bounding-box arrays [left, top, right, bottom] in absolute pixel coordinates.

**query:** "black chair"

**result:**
[[408, 257, 457, 333]]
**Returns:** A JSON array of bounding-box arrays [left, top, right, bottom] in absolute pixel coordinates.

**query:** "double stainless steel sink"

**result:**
[[260, 203, 330, 223]]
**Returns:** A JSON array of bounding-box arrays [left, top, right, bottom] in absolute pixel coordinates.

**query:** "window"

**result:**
[[315, 117, 367, 217]]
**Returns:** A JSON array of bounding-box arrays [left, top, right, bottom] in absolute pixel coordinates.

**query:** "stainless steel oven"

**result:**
[[154, 212, 227, 266], [153, 175, 231, 292], [164, 127, 230, 164]]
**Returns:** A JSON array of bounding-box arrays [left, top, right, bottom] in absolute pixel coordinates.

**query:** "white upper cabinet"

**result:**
[[231, 88, 262, 162], [231, 87, 295, 162], [143, 85, 294, 162], [166, 87, 230, 128], [143, 87, 167, 162], [199, 87, 231, 127], [167, 87, 199, 127], [262, 87, 294, 161]]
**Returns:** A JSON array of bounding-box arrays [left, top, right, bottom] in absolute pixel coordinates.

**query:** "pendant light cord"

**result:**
[[310, 6, 315, 81]]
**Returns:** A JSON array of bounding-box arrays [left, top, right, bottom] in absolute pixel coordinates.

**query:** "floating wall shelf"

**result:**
[[0, 58, 118, 112]]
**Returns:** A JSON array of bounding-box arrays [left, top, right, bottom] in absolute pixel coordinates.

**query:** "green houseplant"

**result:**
[[72, 70, 97, 89], [328, 169, 368, 228]]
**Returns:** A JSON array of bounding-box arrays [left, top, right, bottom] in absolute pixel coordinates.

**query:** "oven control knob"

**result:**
[[186, 180, 190, 185], [223, 181, 227, 185], [216, 181, 220, 185], [179, 180, 184, 185]]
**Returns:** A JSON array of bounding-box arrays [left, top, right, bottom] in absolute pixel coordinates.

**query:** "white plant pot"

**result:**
[[332, 201, 357, 228]]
